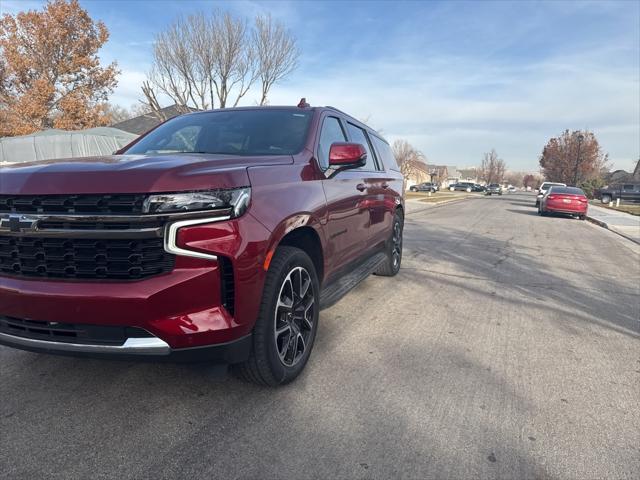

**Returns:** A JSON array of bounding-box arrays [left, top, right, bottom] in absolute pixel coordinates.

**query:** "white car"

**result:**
[[536, 181, 566, 207]]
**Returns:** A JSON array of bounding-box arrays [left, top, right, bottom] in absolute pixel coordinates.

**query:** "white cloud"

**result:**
[[264, 49, 639, 171]]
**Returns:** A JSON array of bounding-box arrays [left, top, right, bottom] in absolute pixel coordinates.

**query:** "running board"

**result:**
[[319, 252, 387, 310]]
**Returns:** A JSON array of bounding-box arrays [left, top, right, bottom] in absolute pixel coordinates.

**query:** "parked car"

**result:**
[[596, 183, 640, 204], [536, 181, 566, 207], [449, 182, 475, 192], [410, 182, 437, 193], [0, 102, 405, 386], [485, 183, 502, 196], [472, 184, 486, 192], [507, 185, 517, 193], [538, 186, 588, 219]]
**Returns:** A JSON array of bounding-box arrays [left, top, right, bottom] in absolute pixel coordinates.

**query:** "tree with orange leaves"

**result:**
[[539, 130, 608, 185], [0, 0, 119, 137]]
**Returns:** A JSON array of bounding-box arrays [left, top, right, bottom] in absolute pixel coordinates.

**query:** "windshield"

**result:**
[[124, 109, 313, 156]]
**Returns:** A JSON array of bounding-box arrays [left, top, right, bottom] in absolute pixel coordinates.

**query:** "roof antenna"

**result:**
[[297, 98, 310, 108]]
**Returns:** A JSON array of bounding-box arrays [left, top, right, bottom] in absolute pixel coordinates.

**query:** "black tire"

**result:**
[[375, 210, 403, 277], [410, 187, 417, 192], [578, 214, 586, 220], [601, 195, 611, 204], [233, 246, 320, 386]]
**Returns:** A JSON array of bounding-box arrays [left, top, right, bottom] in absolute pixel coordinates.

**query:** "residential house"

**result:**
[[445, 166, 460, 187], [457, 168, 481, 184], [425, 164, 449, 188]]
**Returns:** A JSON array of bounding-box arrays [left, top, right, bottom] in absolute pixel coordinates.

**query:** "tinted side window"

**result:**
[[317, 116, 347, 168], [346, 123, 377, 171], [371, 135, 400, 172]]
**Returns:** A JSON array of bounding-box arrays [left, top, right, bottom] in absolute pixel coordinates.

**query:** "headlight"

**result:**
[[143, 188, 251, 217]]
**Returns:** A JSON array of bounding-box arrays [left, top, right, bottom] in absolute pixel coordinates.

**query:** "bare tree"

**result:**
[[142, 10, 298, 115], [254, 14, 299, 105], [479, 149, 506, 184], [393, 139, 427, 182]]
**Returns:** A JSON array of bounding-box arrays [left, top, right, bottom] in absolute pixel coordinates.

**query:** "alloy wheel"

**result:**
[[392, 219, 402, 269], [274, 266, 315, 367]]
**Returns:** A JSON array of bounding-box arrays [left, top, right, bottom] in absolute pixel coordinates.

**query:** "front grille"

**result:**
[[0, 315, 153, 345], [0, 236, 174, 280], [0, 194, 146, 215]]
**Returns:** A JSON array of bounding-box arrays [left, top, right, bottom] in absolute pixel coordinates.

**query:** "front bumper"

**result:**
[[0, 212, 271, 359], [0, 328, 251, 363]]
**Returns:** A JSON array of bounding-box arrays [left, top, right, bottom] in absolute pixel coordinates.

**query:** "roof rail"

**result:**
[[325, 105, 349, 116]]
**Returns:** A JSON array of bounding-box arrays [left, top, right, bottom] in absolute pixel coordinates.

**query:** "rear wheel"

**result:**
[[233, 246, 319, 386], [466, 187, 472, 193], [578, 214, 586, 220], [601, 195, 611, 204], [375, 210, 403, 277], [449, 187, 455, 192]]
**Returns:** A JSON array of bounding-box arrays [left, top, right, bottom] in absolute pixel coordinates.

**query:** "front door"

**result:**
[[317, 115, 370, 273]]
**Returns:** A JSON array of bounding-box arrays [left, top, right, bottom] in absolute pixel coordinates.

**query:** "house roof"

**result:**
[[457, 168, 479, 179], [110, 104, 197, 135]]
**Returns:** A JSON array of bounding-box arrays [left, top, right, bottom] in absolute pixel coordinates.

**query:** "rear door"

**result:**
[[318, 115, 370, 271]]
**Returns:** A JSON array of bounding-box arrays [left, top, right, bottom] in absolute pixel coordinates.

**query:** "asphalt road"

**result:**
[[1, 193, 639, 480]]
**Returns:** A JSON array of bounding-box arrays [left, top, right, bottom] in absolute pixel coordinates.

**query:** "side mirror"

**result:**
[[326, 142, 367, 176]]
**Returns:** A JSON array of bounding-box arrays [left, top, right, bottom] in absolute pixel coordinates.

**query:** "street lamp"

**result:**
[[572, 133, 584, 185]]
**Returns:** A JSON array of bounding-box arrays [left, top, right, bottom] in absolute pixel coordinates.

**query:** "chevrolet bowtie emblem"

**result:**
[[0, 214, 39, 233]]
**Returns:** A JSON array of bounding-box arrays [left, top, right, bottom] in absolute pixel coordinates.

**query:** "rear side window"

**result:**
[[371, 135, 400, 172], [317, 116, 347, 169], [550, 187, 585, 195], [346, 123, 378, 171]]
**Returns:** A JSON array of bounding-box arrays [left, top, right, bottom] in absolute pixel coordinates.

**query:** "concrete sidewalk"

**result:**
[[587, 204, 640, 244]]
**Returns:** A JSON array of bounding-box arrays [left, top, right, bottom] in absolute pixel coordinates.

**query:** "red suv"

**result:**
[[0, 103, 404, 385]]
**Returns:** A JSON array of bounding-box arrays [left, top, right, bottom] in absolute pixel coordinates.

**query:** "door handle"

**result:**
[[381, 182, 389, 189], [356, 183, 366, 192]]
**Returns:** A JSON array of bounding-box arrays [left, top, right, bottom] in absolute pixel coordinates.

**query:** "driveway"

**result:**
[[1, 193, 638, 479]]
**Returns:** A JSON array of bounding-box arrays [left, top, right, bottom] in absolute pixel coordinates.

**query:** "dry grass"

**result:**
[[405, 190, 470, 203], [590, 201, 640, 216]]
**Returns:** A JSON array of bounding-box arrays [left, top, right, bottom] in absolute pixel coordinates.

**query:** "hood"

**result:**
[[0, 154, 293, 195]]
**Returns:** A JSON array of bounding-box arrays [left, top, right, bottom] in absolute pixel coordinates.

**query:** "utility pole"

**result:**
[[572, 133, 584, 186]]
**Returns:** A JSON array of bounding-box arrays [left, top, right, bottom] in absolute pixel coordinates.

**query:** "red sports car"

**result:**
[[538, 186, 588, 219]]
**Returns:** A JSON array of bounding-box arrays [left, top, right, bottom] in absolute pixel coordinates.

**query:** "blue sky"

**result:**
[[2, 0, 639, 171]]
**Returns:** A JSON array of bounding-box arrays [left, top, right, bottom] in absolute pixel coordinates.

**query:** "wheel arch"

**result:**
[[278, 226, 324, 281], [264, 214, 326, 283]]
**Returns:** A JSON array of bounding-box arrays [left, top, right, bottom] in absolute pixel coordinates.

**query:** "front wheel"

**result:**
[[466, 188, 472, 193], [601, 195, 611, 204], [233, 246, 320, 386], [375, 210, 404, 277], [449, 187, 455, 192]]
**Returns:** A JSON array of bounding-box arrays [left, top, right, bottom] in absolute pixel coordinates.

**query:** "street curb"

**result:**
[[586, 215, 640, 245]]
